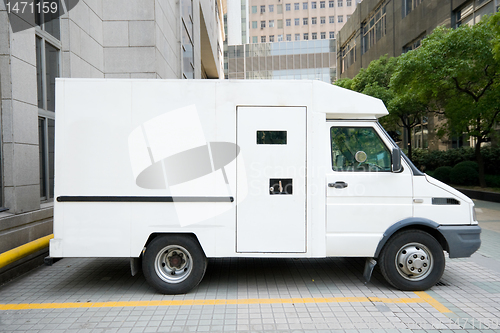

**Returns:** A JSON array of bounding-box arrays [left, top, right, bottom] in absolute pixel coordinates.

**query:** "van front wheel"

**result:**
[[142, 235, 207, 294], [379, 230, 445, 291]]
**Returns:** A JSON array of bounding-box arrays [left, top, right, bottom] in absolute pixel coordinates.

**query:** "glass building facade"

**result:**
[[225, 39, 337, 83]]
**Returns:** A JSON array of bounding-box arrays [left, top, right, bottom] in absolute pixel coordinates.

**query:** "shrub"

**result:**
[[454, 161, 479, 172], [433, 166, 453, 183], [485, 175, 500, 188], [483, 146, 500, 175], [411, 147, 500, 174], [450, 165, 478, 186]]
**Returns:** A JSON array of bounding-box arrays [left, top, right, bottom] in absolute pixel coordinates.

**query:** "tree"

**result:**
[[335, 55, 426, 160], [391, 13, 500, 187]]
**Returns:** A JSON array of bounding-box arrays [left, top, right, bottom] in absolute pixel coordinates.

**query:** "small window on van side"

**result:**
[[257, 131, 287, 144], [330, 127, 391, 172]]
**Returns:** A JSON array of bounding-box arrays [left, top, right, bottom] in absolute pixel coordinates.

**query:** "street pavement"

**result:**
[[0, 200, 499, 333]]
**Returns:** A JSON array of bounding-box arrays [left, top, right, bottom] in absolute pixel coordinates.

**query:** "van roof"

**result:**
[[56, 78, 388, 120]]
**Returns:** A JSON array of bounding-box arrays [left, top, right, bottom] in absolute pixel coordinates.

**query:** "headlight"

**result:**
[[473, 207, 477, 222]]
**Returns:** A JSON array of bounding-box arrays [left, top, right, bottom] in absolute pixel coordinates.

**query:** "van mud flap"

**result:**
[[363, 258, 377, 283]]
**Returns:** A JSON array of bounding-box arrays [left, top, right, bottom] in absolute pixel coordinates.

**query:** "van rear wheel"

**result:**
[[142, 235, 207, 294], [379, 230, 445, 291]]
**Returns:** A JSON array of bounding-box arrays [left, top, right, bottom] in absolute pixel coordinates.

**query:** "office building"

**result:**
[[226, 39, 336, 82], [249, 0, 360, 43]]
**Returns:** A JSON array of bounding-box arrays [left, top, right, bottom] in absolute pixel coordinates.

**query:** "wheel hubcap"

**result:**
[[154, 245, 192, 284], [395, 242, 433, 281]]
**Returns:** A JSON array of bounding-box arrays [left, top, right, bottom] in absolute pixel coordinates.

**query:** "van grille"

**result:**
[[432, 198, 460, 205]]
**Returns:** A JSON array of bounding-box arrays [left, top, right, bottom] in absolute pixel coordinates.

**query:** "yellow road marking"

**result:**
[[0, 292, 451, 313], [414, 291, 452, 313]]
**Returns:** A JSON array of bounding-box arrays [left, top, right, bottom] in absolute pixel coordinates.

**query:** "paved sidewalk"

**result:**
[[0, 200, 499, 333]]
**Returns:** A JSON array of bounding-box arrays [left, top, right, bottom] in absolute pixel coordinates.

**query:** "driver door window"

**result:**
[[330, 127, 391, 172]]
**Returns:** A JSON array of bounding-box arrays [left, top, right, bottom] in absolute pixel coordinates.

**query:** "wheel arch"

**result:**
[[374, 218, 449, 258], [141, 233, 206, 257]]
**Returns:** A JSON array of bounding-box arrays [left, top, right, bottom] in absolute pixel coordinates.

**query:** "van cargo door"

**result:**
[[236, 107, 306, 253]]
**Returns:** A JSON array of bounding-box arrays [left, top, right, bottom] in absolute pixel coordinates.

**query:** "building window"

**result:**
[[269, 20, 275, 27], [338, 15, 343, 22], [329, 31, 335, 38], [304, 33, 309, 40], [295, 33, 300, 40], [321, 32, 326, 39], [278, 34, 283, 41], [338, 0, 343, 7], [38, 117, 55, 200], [261, 36, 266, 42], [320, 16, 326, 24], [270, 35, 275, 42], [278, 19, 283, 28], [286, 3, 291, 10], [303, 18, 308, 25], [252, 21, 257, 28], [402, 0, 424, 18], [295, 2, 300, 10], [320, 1, 326, 8], [303, 2, 308, 9], [312, 32, 317, 39], [312, 1, 317, 8], [269, 4, 274, 12], [252, 5, 257, 13], [453, 0, 494, 28], [286, 34, 292, 41], [340, 35, 356, 73], [362, 4, 387, 54], [286, 19, 291, 26], [277, 4, 283, 13], [261, 5, 265, 13], [329, 0, 334, 7], [402, 33, 425, 53], [347, 0, 352, 5], [36, 9, 61, 201], [253, 36, 258, 43], [261, 20, 266, 28], [329, 16, 335, 23], [295, 18, 300, 25], [312, 17, 317, 24]]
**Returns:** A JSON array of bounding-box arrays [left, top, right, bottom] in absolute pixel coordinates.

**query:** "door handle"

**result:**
[[328, 181, 348, 189]]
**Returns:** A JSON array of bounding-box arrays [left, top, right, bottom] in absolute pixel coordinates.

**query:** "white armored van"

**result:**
[[50, 79, 481, 294]]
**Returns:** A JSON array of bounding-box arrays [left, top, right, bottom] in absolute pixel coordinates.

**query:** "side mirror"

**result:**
[[392, 147, 402, 173]]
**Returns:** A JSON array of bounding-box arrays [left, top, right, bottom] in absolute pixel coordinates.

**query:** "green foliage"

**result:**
[[391, 13, 500, 187], [335, 55, 426, 159], [411, 147, 500, 175], [485, 174, 500, 188], [433, 166, 453, 183], [482, 146, 500, 175], [454, 161, 479, 172], [411, 148, 475, 171], [450, 165, 479, 186], [334, 78, 354, 90]]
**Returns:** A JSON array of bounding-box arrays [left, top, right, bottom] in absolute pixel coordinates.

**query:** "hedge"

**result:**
[[411, 146, 500, 175]]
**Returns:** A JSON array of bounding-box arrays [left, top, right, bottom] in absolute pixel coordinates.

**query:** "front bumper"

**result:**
[[438, 225, 481, 258]]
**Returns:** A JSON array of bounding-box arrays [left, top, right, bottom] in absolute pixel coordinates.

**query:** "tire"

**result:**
[[379, 230, 445, 291], [142, 234, 207, 294]]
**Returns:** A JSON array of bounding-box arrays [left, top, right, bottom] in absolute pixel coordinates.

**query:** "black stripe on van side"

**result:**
[[56, 196, 234, 203]]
